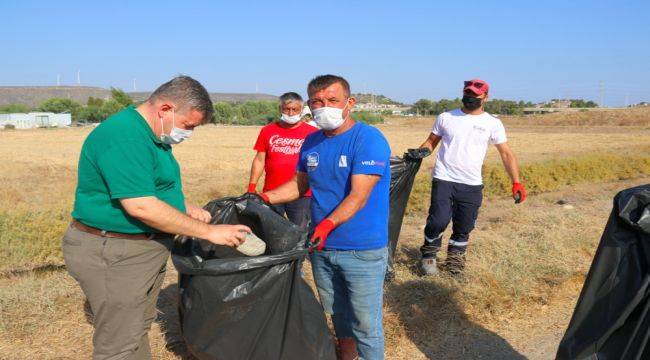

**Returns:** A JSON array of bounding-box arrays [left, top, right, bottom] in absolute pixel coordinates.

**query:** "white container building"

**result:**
[[0, 112, 72, 129]]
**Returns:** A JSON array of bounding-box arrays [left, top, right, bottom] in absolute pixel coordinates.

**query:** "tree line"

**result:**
[[1, 90, 384, 125], [410, 98, 535, 116], [0, 88, 134, 122]]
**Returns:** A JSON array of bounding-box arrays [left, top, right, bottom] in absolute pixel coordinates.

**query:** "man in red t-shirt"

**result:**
[[248, 92, 317, 228]]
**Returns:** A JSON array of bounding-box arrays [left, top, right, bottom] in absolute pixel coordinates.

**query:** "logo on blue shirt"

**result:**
[[306, 152, 319, 171]]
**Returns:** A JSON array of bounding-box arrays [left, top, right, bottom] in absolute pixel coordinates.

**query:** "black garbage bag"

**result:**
[[556, 184, 650, 360], [172, 195, 337, 360], [387, 148, 431, 277]]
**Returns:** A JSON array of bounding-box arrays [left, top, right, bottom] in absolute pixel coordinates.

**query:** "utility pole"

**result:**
[[255, 83, 259, 93], [77, 70, 81, 86], [598, 81, 605, 107], [56, 74, 61, 86]]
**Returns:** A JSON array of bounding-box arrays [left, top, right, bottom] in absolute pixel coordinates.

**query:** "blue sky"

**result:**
[[2, 0, 649, 106]]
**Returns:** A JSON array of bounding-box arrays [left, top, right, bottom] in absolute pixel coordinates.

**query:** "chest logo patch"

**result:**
[[306, 152, 319, 171], [339, 155, 347, 168]]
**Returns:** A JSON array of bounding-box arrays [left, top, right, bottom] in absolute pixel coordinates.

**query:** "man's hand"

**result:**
[[203, 224, 251, 247], [405, 147, 432, 160], [310, 219, 336, 251], [247, 183, 257, 193], [512, 182, 527, 204], [186, 203, 212, 223]]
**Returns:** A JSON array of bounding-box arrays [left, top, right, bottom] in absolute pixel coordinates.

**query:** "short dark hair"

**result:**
[[148, 75, 213, 123], [307, 74, 350, 97], [279, 92, 303, 104]]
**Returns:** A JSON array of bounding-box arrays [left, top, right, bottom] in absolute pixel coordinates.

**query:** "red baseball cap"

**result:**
[[463, 79, 489, 95]]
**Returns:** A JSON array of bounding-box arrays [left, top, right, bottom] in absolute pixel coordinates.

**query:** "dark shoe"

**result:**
[[444, 253, 466, 276]]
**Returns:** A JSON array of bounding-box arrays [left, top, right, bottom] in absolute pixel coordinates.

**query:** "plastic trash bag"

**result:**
[[172, 195, 336, 360], [556, 184, 650, 360], [387, 148, 431, 278]]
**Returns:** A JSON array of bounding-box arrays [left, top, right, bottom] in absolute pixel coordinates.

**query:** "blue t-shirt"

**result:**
[[298, 122, 391, 250]]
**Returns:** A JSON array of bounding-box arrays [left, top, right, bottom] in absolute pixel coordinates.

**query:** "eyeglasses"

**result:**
[[464, 81, 485, 89]]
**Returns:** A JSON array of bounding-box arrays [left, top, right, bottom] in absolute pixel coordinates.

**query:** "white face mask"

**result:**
[[160, 109, 192, 145], [280, 113, 302, 125], [312, 101, 348, 131]]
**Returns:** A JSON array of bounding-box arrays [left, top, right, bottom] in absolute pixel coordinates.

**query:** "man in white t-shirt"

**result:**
[[418, 79, 526, 275]]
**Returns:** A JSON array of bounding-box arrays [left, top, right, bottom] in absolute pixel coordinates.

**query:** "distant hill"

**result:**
[[0, 86, 110, 107], [352, 93, 404, 106], [128, 92, 277, 103], [0, 86, 277, 108]]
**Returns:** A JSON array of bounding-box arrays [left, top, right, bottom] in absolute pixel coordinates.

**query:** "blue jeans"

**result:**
[[309, 247, 388, 360]]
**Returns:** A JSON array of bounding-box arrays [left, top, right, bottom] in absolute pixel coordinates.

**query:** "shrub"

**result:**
[[352, 111, 384, 124], [3, 124, 16, 130]]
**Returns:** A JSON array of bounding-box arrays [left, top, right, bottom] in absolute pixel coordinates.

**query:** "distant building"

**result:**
[[0, 112, 72, 129]]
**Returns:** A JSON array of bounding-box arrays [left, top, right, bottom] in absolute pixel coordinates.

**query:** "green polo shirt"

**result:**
[[71, 106, 186, 233]]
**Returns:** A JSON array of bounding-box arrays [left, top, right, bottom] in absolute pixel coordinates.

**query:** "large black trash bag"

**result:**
[[557, 184, 650, 360], [172, 195, 337, 360], [387, 148, 431, 277]]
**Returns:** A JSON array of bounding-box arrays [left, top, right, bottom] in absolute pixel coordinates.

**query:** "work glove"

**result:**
[[512, 182, 527, 204], [404, 148, 432, 160], [243, 192, 271, 206], [309, 219, 335, 252], [247, 183, 257, 193]]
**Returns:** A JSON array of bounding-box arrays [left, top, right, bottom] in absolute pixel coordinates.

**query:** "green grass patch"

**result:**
[[407, 154, 650, 215], [352, 111, 384, 124], [0, 209, 70, 273]]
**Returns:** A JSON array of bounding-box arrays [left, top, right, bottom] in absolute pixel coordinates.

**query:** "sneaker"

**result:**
[[420, 257, 438, 275]]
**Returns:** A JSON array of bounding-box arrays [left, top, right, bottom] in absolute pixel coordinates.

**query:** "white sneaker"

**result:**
[[421, 257, 438, 275]]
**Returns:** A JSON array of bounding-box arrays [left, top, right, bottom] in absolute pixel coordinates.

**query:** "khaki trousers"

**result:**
[[62, 224, 172, 360]]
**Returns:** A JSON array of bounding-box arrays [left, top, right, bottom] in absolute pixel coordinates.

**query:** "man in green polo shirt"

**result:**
[[62, 76, 250, 360]]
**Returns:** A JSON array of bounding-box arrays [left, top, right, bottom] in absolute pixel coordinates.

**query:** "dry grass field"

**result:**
[[1, 110, 649, 359]]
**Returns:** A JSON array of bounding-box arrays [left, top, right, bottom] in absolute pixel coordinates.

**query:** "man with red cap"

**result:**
[[418, 79, 526, 276]]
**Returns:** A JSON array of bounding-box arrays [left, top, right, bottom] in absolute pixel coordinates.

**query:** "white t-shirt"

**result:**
[[431, 108, 507, 185]]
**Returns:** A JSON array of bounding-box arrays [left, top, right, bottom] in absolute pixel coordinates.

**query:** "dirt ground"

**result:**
[[2, 177, 647, 359], [1, 115, 649, 359]]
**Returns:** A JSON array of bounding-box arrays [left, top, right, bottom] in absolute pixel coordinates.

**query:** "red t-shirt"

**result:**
[[253, 121, 318, 193]]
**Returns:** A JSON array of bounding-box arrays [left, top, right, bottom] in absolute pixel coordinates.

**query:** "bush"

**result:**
[[37, 98, 82, 119], [352, 111, 384, 124], [0, 104, 31, 113], [3, 124, 16, 130], [213, 100, 279, 125]]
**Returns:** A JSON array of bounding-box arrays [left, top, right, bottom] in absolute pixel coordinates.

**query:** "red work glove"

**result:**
[[247, 183, 257, 193], [512, 182, 526, 204], [310, 219, 336, 252]]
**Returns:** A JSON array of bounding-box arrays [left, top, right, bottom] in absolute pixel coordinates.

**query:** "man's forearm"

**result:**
[[501, 152, 521, 183], [420, 138, 434, 152], [325, 193, 368, 227], [248, 157, 264, 184], [264, 177, 301, 204], [126, 197, 210, 238]]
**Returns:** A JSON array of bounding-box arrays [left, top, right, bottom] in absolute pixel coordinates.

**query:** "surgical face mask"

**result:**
[[312, 101, 348, 131], [160, 109, 193, 145], [462, 95, 483, 111], [280, 113, 302, 125]]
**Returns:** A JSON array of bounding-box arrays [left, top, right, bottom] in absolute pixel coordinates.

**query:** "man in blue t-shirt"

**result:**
[[258, 75, 391, 360]]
